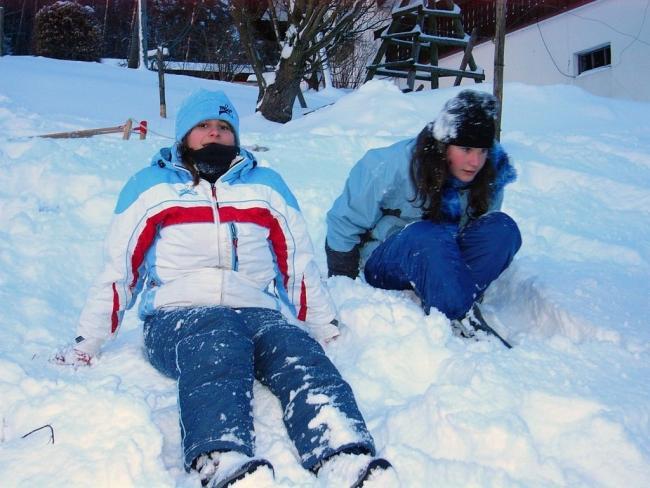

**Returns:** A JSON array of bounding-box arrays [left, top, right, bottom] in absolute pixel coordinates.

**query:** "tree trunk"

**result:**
[[138, 0, 148, 69], [230, 1, 267, 104], [16, 0, 26, 53], [259, 57, 302, 123], [184, 0, 198, 62], [102, 0, 110, 50], [127, 1, 139, 68], [0, 7, 4, 57]]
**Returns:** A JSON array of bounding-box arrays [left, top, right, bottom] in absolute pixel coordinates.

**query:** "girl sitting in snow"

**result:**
[[326, 90, 521, 342], [54, 89, 395, 487]]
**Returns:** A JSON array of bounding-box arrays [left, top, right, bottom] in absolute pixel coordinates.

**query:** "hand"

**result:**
[[307, 319, 341, 345], [52, 346, 93, 367], [51, 336, 99, 367]]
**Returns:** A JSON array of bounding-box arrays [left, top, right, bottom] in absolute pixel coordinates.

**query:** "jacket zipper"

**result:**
[[210, 182, 226, 303], [230, 223, 239, 271]]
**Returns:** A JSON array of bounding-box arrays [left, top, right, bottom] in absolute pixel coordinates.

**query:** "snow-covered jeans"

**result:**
[[143, 306, 375, 472], [364, 212, 522, 320]]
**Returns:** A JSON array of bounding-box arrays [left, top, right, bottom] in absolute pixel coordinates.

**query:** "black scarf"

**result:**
[[188, 143, 239, 183]]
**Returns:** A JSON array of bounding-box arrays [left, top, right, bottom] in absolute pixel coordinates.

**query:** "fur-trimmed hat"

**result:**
[[175, 89, 240, 145], [432, 90, 498, 149]]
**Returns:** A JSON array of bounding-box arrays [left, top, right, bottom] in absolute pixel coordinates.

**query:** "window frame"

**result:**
[[575, 43, 612, 75]]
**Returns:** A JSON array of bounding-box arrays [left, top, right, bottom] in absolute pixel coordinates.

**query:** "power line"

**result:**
[[564, 1, 650, 48], [536, 21, 576, 78], [613, 0, 650, 66], [535, 0, 650, 79]]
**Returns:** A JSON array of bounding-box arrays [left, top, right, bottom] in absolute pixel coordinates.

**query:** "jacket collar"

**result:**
[[150, 143, 258, 183]]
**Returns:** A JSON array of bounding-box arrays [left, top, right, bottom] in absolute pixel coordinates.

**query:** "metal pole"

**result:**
[[493, 0, 507, 141]]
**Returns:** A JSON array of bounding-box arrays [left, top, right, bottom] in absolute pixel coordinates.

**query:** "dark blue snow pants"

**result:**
[[364, 212, 521, 320], [143, 307, 375, 472]]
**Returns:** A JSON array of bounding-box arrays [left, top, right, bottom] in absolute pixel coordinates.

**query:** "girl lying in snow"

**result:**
[[326, 90, 521, 341], [54, 89, 396, 487]]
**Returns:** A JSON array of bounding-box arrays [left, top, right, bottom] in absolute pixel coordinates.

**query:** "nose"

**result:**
[[466, 151, 482, 168]]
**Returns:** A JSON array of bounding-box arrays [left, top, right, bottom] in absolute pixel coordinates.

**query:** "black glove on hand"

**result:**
[[325, 241, 360, 279]]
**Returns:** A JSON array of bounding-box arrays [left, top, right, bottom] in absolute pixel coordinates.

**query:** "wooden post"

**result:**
[[122, 119, 133, 140], [0, 7, 4, 57], [39, 120, 134, 139], [407, 5, 426, 92], [493, 0, 507, 141], [428, 7, 439, 89], [138, 121, 147, 140], [157, 46, 167, 118], [443, 0, 479, 72], [454, 27, 480, 86], [296, 89, 308, 109]]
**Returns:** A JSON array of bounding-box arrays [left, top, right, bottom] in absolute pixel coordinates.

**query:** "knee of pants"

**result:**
[[462, 212, 522, 258], [399, 220, 458, 250], [490, 212, 522, 256], [177, 326, 254, 384], [256, 321, 335, 375], [365, 221, 458, 287]]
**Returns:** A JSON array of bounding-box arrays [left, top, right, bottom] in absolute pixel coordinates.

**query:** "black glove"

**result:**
[[325, 240, 360, 279]]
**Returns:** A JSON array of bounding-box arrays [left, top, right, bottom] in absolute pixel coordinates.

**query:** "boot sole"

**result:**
[[212, 459, 274, 488]]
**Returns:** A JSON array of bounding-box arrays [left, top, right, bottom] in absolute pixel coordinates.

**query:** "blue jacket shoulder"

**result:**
[[115, 160, 189, 214], [231, 165, 300, 211]]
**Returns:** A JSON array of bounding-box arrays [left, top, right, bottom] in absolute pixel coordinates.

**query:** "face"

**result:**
[[446, 144, 489, 183], [186, 119, 235, 149]]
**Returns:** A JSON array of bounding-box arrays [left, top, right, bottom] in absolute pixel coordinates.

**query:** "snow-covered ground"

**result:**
[[1, 56, 649, 487]]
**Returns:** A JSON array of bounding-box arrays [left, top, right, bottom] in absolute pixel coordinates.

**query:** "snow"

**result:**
[[281, 25, 298, 60], [1, 55, 650, 487]]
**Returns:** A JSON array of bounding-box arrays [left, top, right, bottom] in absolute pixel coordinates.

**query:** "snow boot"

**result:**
[[351, 458, 397, 487], [317, 452, 397, 487], [451, 302, 512, 349], [194, 451, 274, 488]]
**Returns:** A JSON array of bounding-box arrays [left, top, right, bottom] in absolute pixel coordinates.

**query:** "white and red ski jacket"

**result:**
[[77, 146, 336, 349]]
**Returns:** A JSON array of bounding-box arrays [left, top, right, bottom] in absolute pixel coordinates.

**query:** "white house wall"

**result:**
[[435, 0, 650, 101]]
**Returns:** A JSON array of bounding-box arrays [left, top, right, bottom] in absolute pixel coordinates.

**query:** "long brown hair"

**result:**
[[177, 137, 202, 186], [409, 127, 495, 222]]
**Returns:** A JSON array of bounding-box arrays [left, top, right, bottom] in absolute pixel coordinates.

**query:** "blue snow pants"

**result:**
[[364, 212, 521, 320], [143, 307, 375, 472]]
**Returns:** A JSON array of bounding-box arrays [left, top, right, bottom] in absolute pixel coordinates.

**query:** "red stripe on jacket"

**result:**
[[129, 206, 214, 290], [111, 282, 120, 333], [218, 206, 289, 288], [298, 278, 307, 321]]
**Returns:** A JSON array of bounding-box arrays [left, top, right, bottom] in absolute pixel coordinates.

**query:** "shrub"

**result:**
[[34, 1, 102, 61]]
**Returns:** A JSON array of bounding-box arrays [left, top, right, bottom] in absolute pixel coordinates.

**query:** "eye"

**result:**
[[196, 122, 209, 129], [218, 123, 232, 132]]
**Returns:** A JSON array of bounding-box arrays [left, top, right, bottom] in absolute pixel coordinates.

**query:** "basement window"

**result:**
[[576, 44, 611, 75]]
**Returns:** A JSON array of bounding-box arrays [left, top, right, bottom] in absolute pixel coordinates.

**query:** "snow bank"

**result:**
[[1, 56, 649, 487]]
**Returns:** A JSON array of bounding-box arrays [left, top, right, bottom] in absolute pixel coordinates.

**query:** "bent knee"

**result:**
[[399, 221, 458, 252], [479, 212, 522, 254]]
